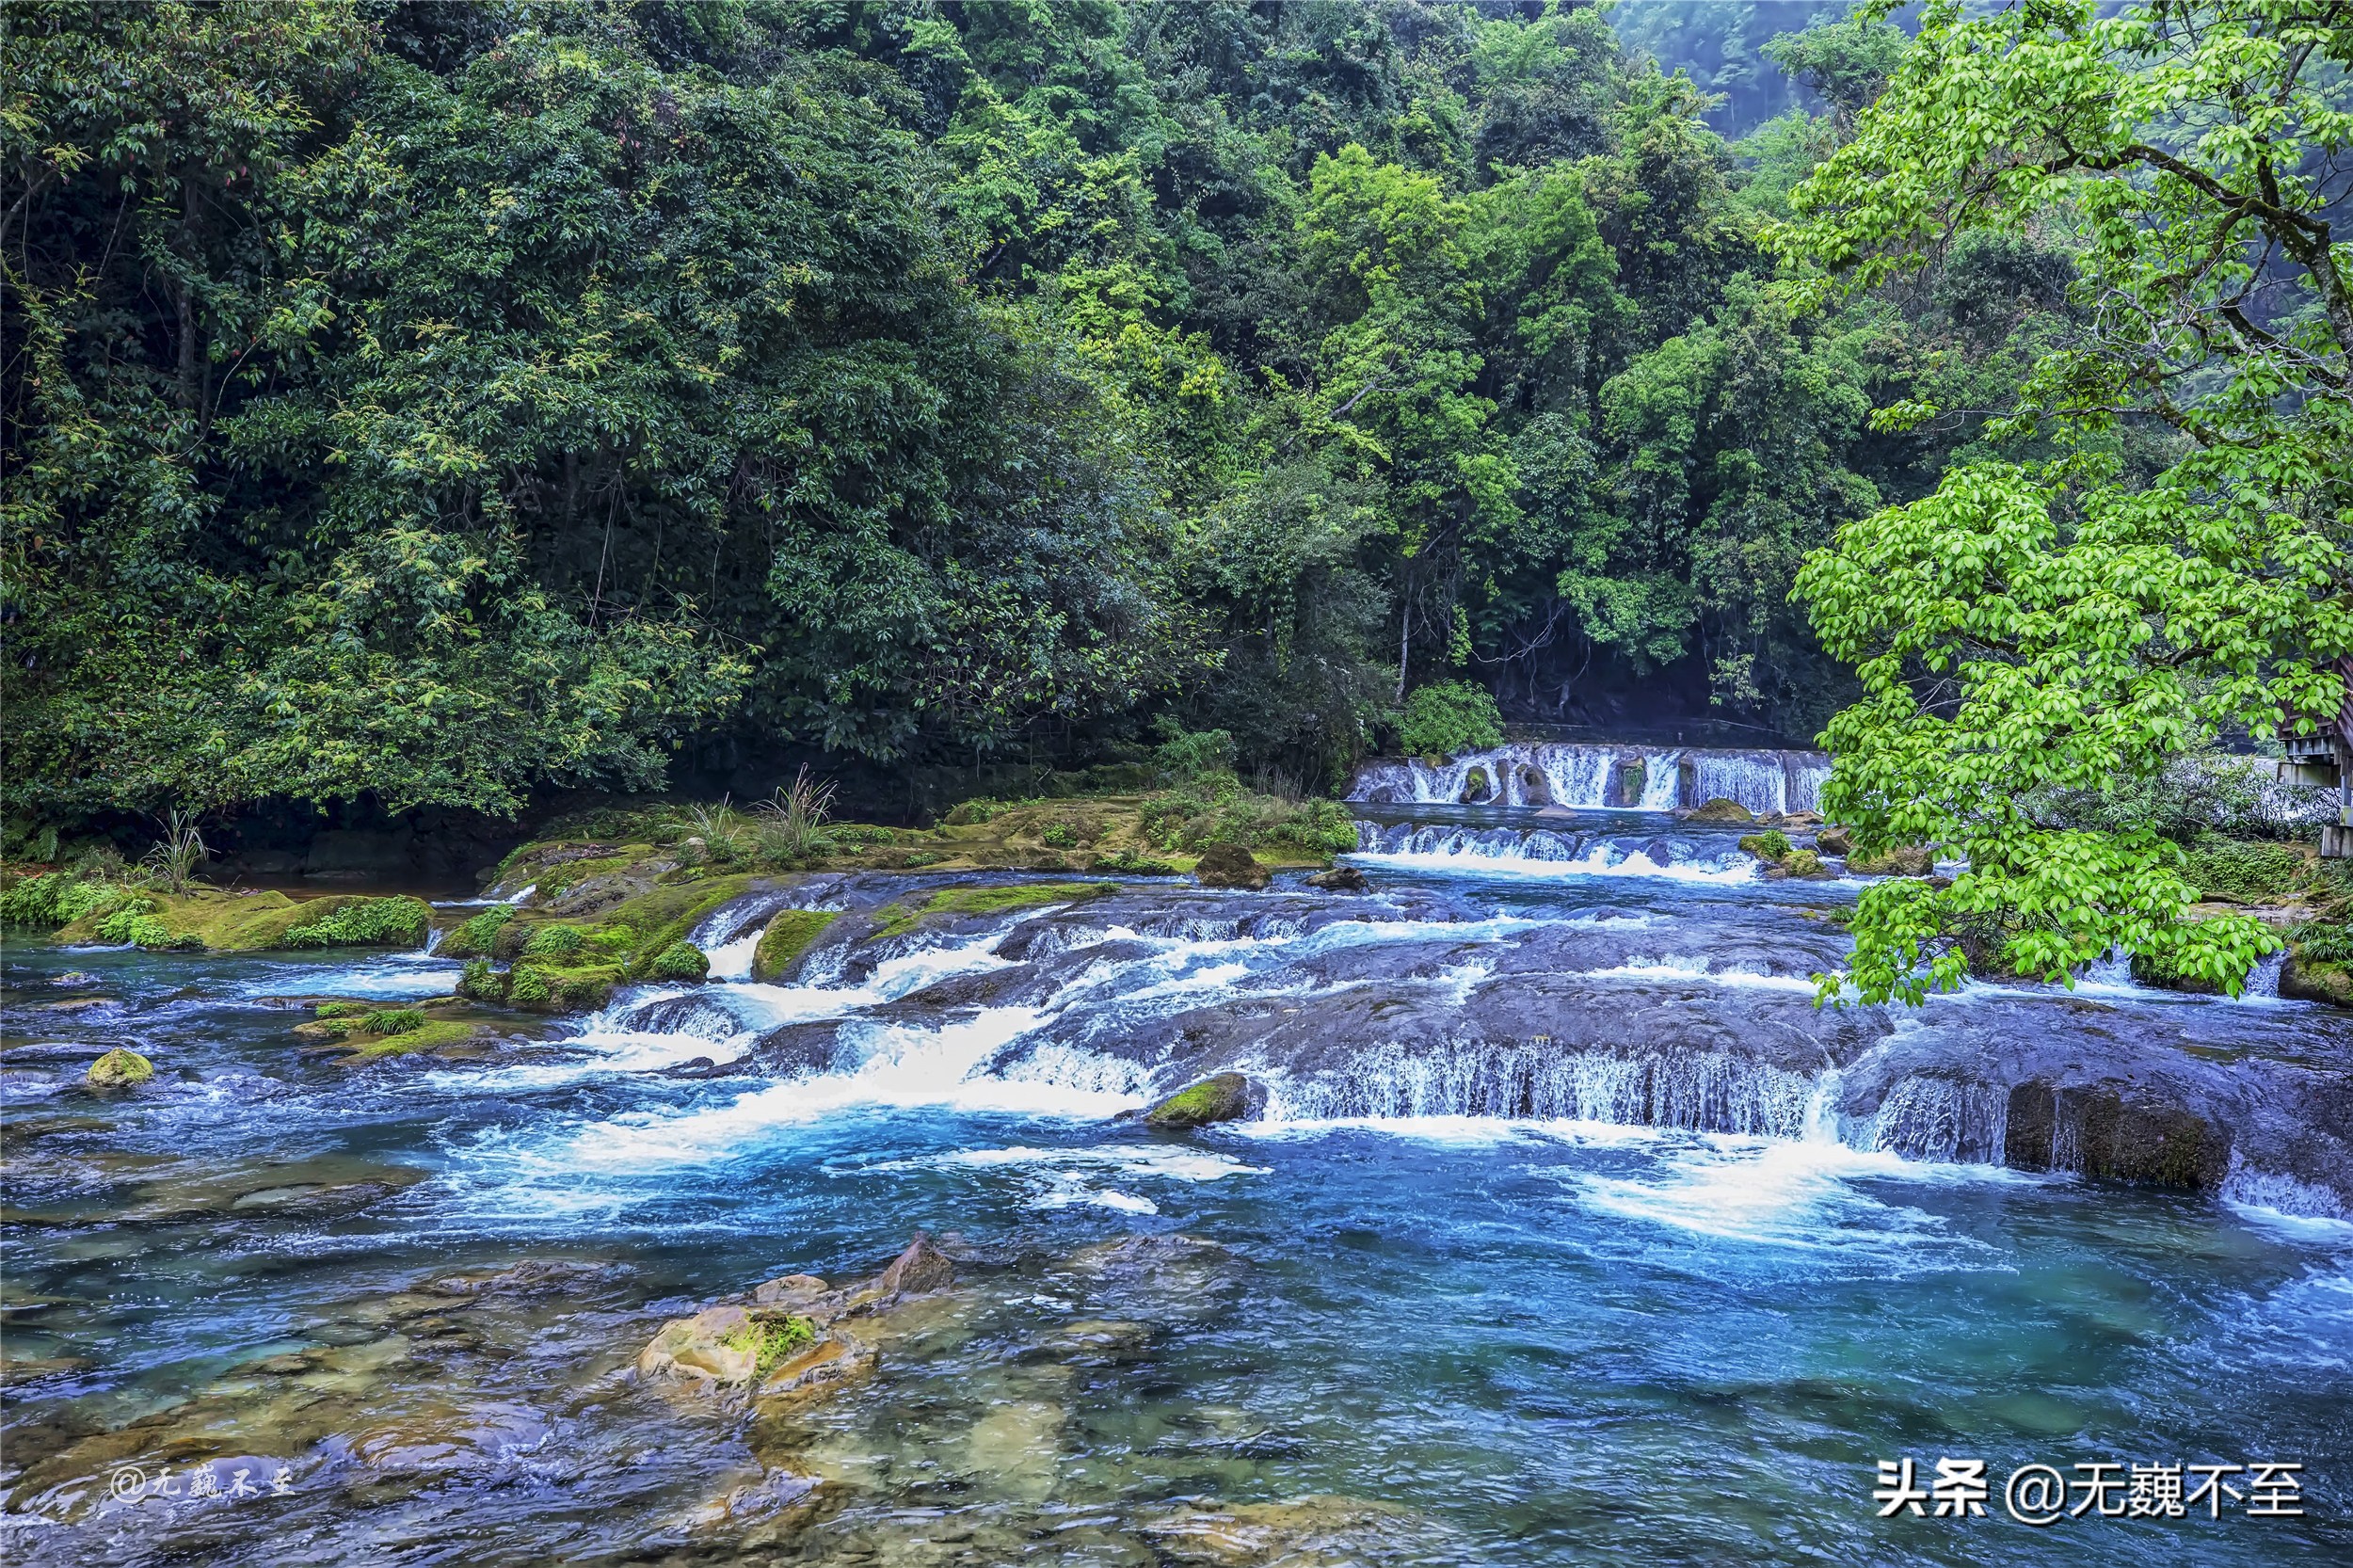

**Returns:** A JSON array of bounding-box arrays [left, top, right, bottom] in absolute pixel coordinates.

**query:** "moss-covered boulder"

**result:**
[[1737, 830, 1791, 862], [1193, 842, 1270, 890], [291, 999, 506, 1065], [645, 941, 710, 983], [51, 889, 429, 952], [1848, 844, 1934, 877], [2281, 945, 2353, 1007], [86, 1048, 153, 1089], [1144, 1073, 1261, 1128], [1767, 848, 1832, 880], [753, 909, 839, 982], [1684, 798, 1753, 824]]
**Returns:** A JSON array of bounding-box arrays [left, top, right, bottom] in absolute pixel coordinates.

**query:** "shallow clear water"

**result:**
[[4, 826, 2350, 1565]]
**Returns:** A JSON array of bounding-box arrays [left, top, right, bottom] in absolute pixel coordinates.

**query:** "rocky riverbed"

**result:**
[[3, 805, 2349, 1565]]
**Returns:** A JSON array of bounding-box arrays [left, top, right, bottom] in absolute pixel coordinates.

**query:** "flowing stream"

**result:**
[[3, 804, 2350, 1565]]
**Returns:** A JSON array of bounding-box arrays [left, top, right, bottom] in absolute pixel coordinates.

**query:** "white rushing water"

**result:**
[[1349, 743, 1830, 814]]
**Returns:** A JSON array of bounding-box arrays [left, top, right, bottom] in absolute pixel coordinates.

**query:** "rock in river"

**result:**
[[1144, 1072, 1263, 1128], [84, 1048, 152, 1089], [1193, 841, 1271, 890]]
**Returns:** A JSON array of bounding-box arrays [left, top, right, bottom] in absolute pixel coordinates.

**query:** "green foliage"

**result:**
[[2179, 840, 2307, 906], [721, 1316, 818, 1377], [522, 924, 587, 960], [281, 897, 429, 951], [313, 1001, 367, 1019], [2292, 921, 2353, 966], [1775, 0, 2353, 1003], [1738, 830, 1792, 862], [1397, 682, 1504, 758], [1151, 726, 1239, 786], [96, 908, 200, 951], [359, 1008, 425, 1036], [456, 958, 500, 1002], [0, 872, 142, 931], [1040, 823, 1081, 849], [441, 905, 516, 959], [7, 0, 2104, 819], [752, 768, 839, 860], [506, 965, 553, 1009], [139, 809, 209, 893], [645, 942, 711, 983]]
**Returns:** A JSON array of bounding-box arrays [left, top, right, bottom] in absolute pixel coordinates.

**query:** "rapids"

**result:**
[[3, 804, 2349, 1565]]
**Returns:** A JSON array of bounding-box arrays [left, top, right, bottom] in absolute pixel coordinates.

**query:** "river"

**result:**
[[3, 798, 2348, 1565]]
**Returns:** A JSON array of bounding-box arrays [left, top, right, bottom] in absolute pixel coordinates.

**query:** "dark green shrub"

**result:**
[[441, 904, 516, 958], [282, 897, 428, 949], [1738, 830, 1792, 861], [644, 941, 710, 982], [95, 907, 200, 950], [523, 922, 586, 958], [506, 965, 553, 1008], [2179, 838, 2306, 904], [1396, 681, 1503, 758], [456, 958, 502, 1001]]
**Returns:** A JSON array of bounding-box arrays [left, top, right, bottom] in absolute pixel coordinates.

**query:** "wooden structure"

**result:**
[[2284, 654, 2353, 858]]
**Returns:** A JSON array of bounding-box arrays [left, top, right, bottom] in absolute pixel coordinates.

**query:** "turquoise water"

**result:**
[[3, 848, 2349, 1565]]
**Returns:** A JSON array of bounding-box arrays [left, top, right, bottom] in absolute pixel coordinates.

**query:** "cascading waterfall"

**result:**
[[1349, 821, 1755, 882], [1349, 743, 1830, 815]]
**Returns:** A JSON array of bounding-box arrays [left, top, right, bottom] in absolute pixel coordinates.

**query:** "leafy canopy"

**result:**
[[1775, 0, 2353, 1002]]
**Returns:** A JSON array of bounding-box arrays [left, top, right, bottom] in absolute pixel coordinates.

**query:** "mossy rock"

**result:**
[[1684, 798, 1753, 824], [645, 941, 710, 983], [753, 909, 839, 982], [2281, 948, 2353, 1007], [439, 904, 516, 959], [872, 882, 1116, 940], [1767, 848, 1831, 880], [1459, 765, 1493, 805], [1737, 830, 1790, 862], [86, 1048, 153, 1089], [1816, 824, 1853, 856], [1143, 1072, 1261, 1128], [54, 890, 430, 952], [1848, 844, 1934, 877], [1192, 842, 1270, 890]]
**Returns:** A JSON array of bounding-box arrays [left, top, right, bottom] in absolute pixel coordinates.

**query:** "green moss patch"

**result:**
[[721, 1315, 817, 1375], [874, 881, 1115, 939], [752, 909, 839, 982]]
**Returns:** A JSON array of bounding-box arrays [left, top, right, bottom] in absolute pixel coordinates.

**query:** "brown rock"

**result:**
[[1305, 865, 1368, 892], [876, 1234, 954, 1295], [753, 1272, 829, 1306], [1683, 797, 1754, 824], [1193, 841, 1271, 890]]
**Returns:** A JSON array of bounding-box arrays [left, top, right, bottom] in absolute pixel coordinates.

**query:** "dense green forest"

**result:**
[[5, 0, 2088, 828]]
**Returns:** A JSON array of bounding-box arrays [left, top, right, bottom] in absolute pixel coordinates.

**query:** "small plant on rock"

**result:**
[[720, 1315, 817, 1375], [522, 923, 586, 959], [360, 1008, 426, 1035], [754, 766, 838, 859], [140, 808, 209, 892]]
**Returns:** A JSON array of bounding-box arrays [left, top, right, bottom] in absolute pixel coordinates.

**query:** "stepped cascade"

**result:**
[[1350, 743, 1833, 815]]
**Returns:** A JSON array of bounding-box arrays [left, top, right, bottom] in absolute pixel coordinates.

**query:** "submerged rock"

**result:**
[[1305, 865, 1369, 892], [1193, 842, 1271, 890], [84, 1048, 152, 1089], [1144, 1072, 1262, 1128], [1142, 1495, 1435, 1565]]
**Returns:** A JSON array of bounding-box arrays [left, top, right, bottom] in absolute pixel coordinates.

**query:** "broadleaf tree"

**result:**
[[1774, 0, 2353, 1002]]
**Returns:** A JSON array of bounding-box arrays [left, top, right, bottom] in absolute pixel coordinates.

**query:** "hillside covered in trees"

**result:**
[[8, 0, 2085, 829]]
